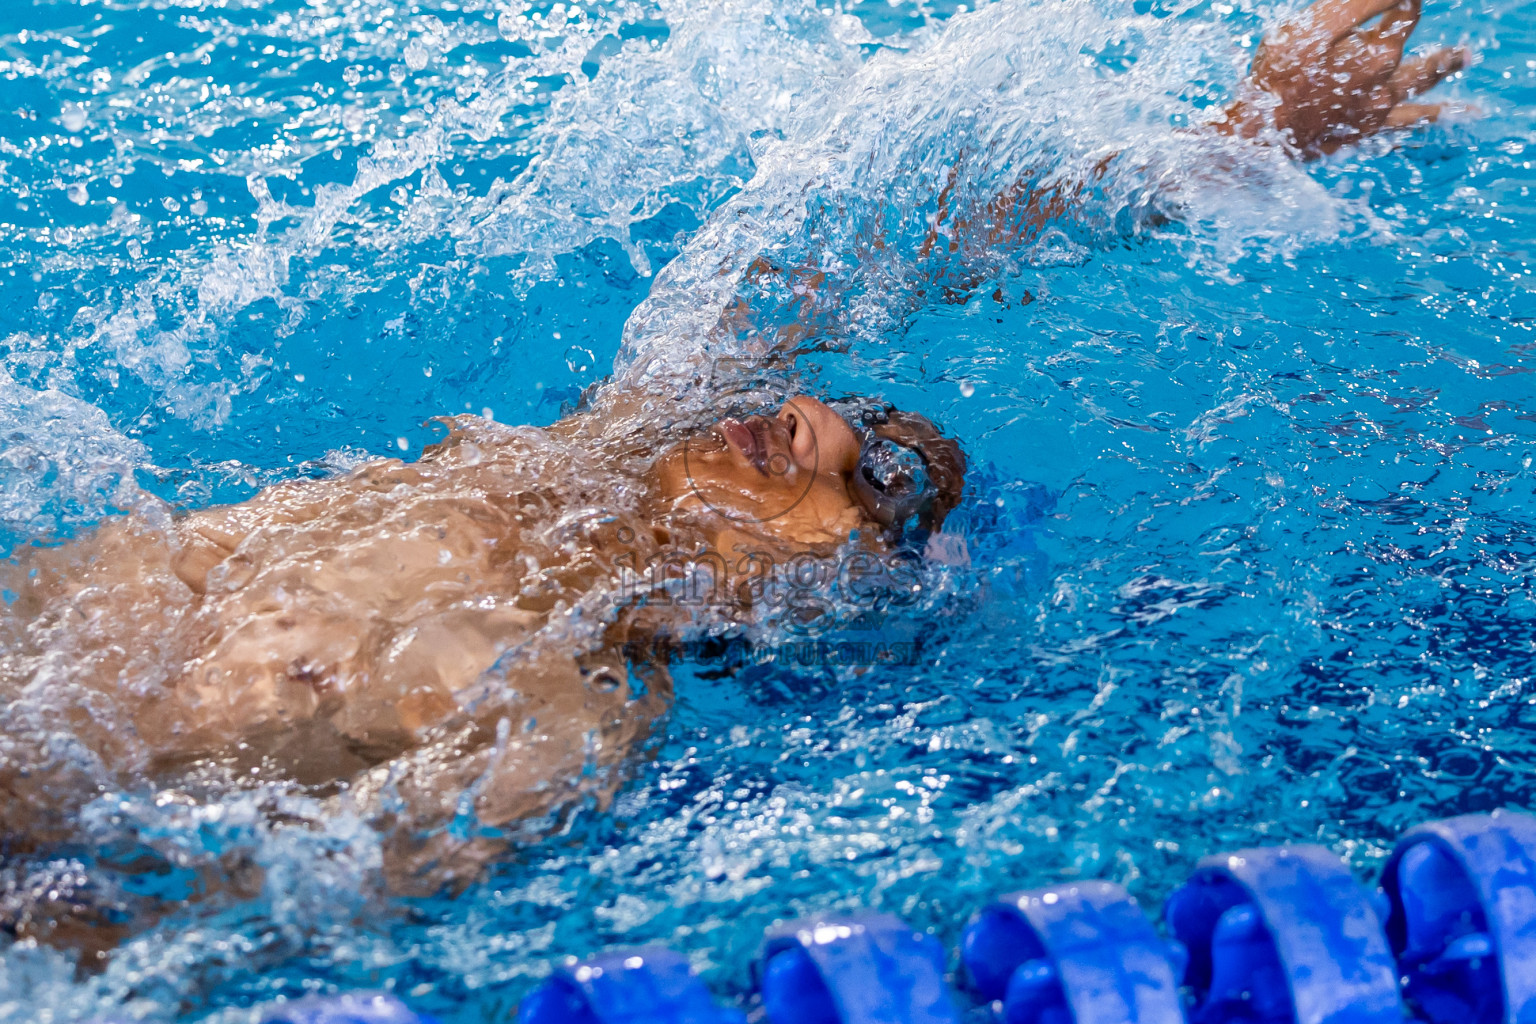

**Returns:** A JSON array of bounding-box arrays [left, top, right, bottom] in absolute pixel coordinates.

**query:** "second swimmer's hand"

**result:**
[[1220, 0, 1471, 157]]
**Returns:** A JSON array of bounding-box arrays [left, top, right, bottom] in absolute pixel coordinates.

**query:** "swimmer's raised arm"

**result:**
[[960, 0, 1471, 239], [711, 0, 1472, 361], [950, 0, 1470, 254]]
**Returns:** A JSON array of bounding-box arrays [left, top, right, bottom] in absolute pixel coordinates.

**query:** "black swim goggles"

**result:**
[[844, 404, 939, 536]]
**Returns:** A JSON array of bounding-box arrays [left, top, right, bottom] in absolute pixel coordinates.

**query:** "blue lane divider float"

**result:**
[[758, 912, 961, 1024], [517, 946, 744, 1024], [1380, 809, 1536, 1024], [961, 880, 1185, 1024], [244, 811, 1536, 1024], [1164, 844, 1402, 1024]]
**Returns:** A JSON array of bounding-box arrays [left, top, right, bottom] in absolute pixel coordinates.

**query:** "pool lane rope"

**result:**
[[256, 810, 1536, 1024]]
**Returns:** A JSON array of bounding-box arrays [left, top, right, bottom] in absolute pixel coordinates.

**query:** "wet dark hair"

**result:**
[[840, 402, 967, 541]]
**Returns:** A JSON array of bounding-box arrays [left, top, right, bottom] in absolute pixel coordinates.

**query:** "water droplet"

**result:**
[[60, 104, 87, 132], [66, 182, 88, 205], [342, 65, 361, 87], [396, 437, 409, 451], [391, 185, 408, 205], [959, 380, 976, 398], [190, 200, 208, 216], [341, 106, 366, 133], [497, 10, 521, 39], [564, 345, 595, 374], [404, 40, 429, 72], [161, 195, 181, 212], [388, 64, 407, 85]]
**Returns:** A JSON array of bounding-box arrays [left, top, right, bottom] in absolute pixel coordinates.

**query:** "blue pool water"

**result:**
[[1, 0, 1534, 1020]]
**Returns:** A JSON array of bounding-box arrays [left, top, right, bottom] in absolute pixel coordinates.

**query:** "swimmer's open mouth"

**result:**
[[714, 416, 786, 476], [716, 418, 755, 461]]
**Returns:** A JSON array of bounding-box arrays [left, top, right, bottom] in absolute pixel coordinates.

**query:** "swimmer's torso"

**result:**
[[1, 418, 662, 800]]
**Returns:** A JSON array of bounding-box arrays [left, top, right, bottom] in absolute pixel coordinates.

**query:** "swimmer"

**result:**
[[0, 395, 965, 916], [0, 0, 1468, 949]]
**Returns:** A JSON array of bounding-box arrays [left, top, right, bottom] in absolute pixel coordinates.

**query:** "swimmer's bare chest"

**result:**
[[127, 444, 587, 778], [1, 424, 670, 878]]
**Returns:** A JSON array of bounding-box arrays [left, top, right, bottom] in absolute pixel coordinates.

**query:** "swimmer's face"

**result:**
[[653, 397, 869, 546]]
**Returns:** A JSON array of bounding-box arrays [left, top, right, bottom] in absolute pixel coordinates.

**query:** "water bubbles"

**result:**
[[65, 182, 88, 205], [404, 40, 430, 72], [162, 196, 181, 213], [829, 13, 874, 46], [1027, 227, 1092, 268], [7, 1, 1531, 1017], [59, 104, 87, 133]]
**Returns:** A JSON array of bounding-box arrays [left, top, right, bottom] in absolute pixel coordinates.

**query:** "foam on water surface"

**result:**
[[1, 0, 1532, 1019]]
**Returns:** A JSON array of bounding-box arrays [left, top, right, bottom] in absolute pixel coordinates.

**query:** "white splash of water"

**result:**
[[606, 0, 1342, 393], [463, 0, 871, 277], [0, 369, 153, 544]]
